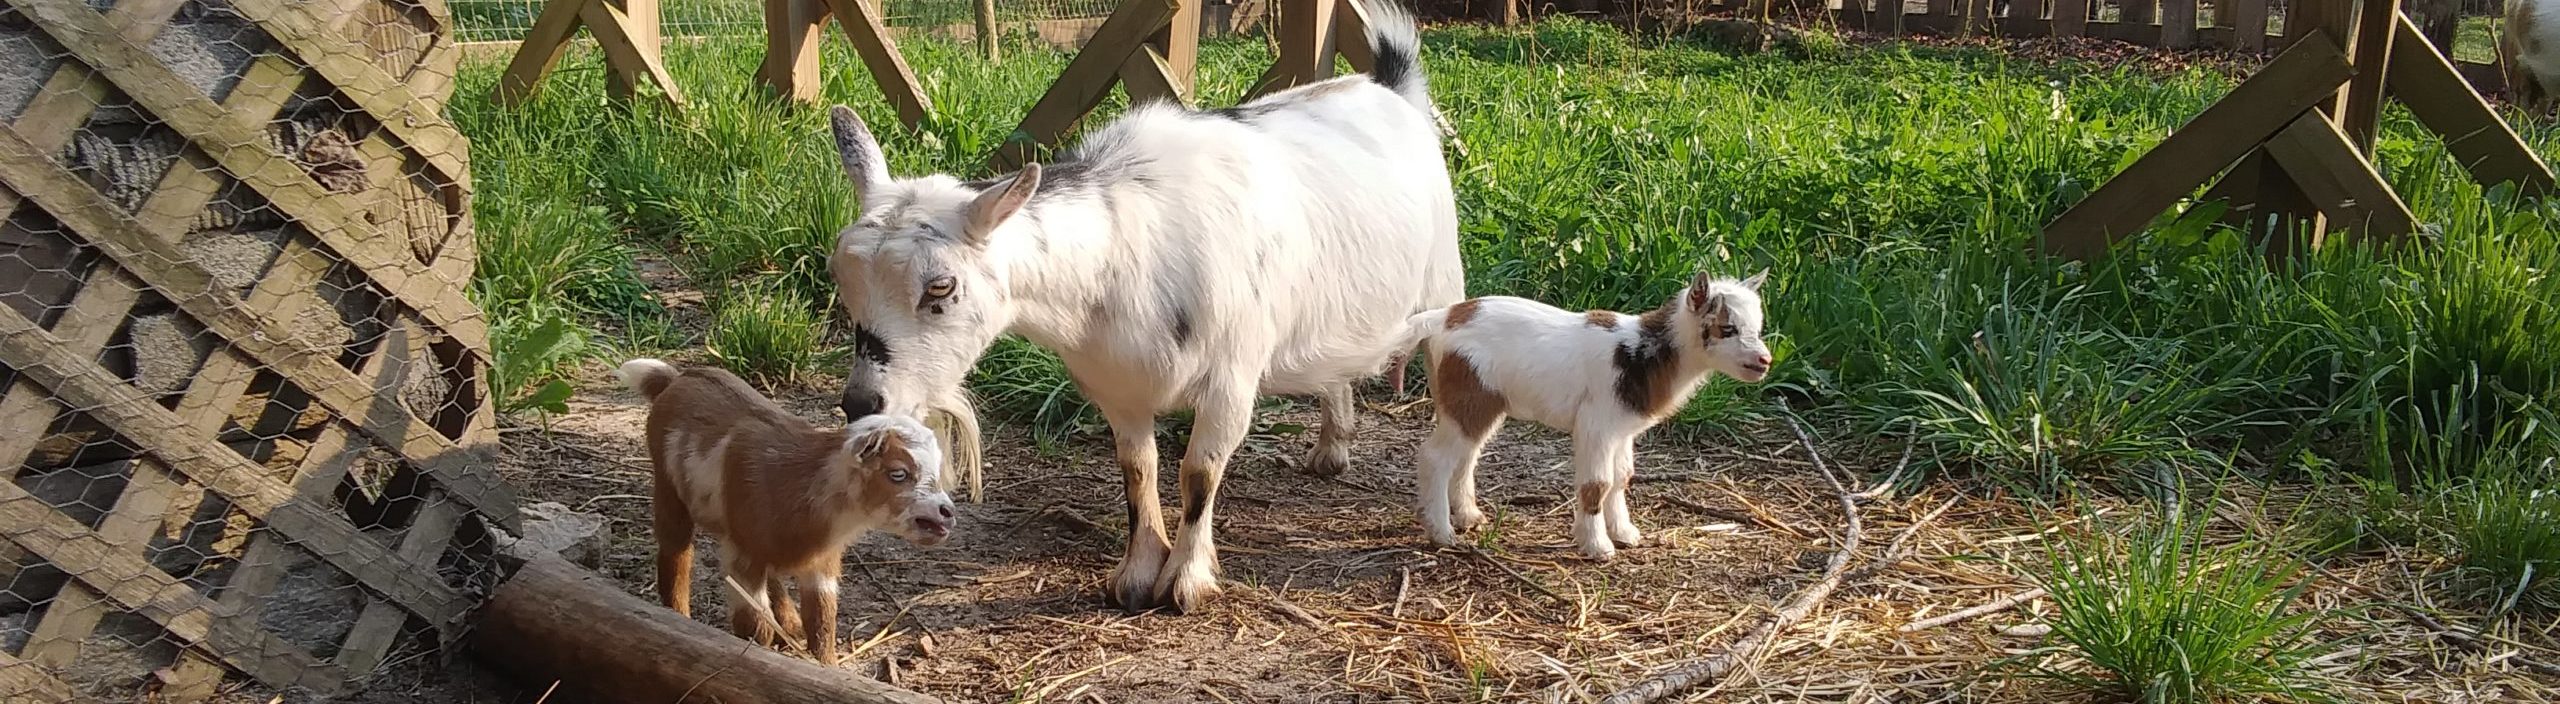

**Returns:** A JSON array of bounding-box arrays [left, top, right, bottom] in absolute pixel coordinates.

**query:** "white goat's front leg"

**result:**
[[1604, 437, 1642, 548], [1569, 430, 1617, 561], [1302, 381, 1356, 476], [1100, 403, 1172, 612], [1156, 381, 1256, 613]]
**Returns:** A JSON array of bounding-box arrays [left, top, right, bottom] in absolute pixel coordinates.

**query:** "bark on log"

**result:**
[[467, 552, 944, 704]]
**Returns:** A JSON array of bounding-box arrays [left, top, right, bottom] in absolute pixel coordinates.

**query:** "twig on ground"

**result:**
[[1597, 417, 1864, 704], [1470, 548, 1572, 610], [1852, 438, 1917, 502], [1392, 566, 1412, 620], [1846, 496, 1962, 583], [1897, 588, 2048, 633], [1269, 592, 1328, 629], [2398, 605, 2560, 677]]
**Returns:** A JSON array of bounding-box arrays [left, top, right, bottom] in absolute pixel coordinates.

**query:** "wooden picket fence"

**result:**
[[1610, 0, 2513, 92]]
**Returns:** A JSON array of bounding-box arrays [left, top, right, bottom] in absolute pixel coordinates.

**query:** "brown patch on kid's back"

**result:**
[[1611, 307, 1683, 419], [1431, 351, 1506, 439], [1443, 299, 1484, 330], [1584, 310, 1619, 329]]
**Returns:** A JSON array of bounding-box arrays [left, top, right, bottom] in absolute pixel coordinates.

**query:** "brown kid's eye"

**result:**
[[1718, 325, 1739, 338], [924, 276, 956, 299], [887, 469, 911, 484]]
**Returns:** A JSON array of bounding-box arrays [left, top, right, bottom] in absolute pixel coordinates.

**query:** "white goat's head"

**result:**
[[826, 106, 1040, 420], [1677, 269, 1773, 383]]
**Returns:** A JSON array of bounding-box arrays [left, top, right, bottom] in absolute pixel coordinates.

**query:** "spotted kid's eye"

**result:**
[[923, 276, 956, 300], [887, 468, 911, 484], [1717, 324, 1739, 339]]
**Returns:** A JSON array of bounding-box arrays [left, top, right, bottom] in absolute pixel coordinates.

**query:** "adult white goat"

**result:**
[[822, 4, 1460, 613]]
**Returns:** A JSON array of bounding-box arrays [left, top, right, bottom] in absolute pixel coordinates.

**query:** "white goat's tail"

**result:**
[[618, 358, 679, 401], [1363, 2, 1432, 115]]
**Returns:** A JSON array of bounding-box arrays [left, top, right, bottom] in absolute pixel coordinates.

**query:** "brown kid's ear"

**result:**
[[1686, 269, 1717, 312]]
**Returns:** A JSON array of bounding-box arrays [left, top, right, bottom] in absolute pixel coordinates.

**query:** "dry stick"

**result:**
[[2397, 605, 2560, 678], [1845, 495, 1962, 584], [1852, 438, 1918, 503], [1391, 566, 1412, 620], [1599, 418, 1864, 704], [1896, 587, 2049, 633]]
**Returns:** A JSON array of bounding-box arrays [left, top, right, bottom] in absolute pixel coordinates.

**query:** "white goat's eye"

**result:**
[[1717, 324, 1739, 339], [887, 469, 911, 484], [924, 276, 955, 299]]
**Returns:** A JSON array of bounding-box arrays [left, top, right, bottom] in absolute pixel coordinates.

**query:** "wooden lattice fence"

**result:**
[[0, 0, 514, 701]]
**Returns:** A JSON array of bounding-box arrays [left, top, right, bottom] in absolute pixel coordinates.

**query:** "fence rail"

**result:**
[[449, 0, 1131, 42]]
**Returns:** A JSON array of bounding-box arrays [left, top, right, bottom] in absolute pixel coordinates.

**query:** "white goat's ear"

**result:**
[[1686, 269, 1718, 312], [964, 162, 1041, 243], [830, 105, 891, 199], [1741, 269, 1769, 292]]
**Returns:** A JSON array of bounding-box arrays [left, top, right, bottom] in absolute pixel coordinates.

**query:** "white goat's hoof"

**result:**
[[1425, 523, 1462, 548], [1301, 448, 1350, 477], [1609, 521, 1643, 548], [1105, 536, 1171, 612], [1451, 505, 1486, 533], [1578, 540, 1618, 562], [1152, 552, 1223, 614]]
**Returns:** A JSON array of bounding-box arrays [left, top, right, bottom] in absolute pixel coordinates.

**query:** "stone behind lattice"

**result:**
[[0, 2, 513, 702]]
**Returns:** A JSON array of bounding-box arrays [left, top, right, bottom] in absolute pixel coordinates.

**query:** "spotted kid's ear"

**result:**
[[1687, 269, 1719, 313], [1741, 269, 1769, 292]]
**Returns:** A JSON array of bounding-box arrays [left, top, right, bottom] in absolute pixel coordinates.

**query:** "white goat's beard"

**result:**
[[926, 395, 983, 503]]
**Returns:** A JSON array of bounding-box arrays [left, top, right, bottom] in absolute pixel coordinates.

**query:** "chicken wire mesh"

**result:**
[[0, 0, 514, 701]]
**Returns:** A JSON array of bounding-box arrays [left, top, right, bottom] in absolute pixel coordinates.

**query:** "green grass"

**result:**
[[706, 281, 839, 388], [2039, 507, 2335, 703]]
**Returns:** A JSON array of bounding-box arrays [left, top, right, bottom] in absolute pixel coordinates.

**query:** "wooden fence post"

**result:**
[[2162, 0, 2197, 47], [977, 0, 1001, 62]]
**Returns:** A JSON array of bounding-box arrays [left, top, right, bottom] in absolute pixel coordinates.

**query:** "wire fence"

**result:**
[[1, 0, 512, 700], [450, 0, 1130, 42]]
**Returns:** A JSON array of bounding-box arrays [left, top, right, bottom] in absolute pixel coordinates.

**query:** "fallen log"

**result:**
[[468, 552, 943, 704]]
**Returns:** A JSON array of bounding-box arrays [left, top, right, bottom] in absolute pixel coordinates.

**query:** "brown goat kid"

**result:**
[[620, 358, 956, 663]]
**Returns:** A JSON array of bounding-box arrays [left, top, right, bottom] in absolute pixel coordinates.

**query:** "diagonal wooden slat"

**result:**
[[2041, 32, 2351, 259], [226, 0, 473, 186], [2385, 14, 2555, 198], [0, 478, 344, 693], [579, 0, 688, 110], [4, 0, 491, 354], [0, 305, 470, 628], [0, 123, 517, 528], [18, 457, 189, 669], [2264, 112, 2415, 244], [992, 0, 1180, 169], [0, 274, 141, 481], [493, 0, 591, 105], [0, 651, 79, 703], [821, 0, 933, 128]]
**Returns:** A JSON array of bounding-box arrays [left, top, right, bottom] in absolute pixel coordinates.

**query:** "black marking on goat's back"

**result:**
[[1206, 103, 1283, 123], [1612, 309, 1678, 417], [854, 325, 893, 365]]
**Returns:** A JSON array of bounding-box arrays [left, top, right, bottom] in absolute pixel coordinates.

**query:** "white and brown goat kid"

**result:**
[[620, 359, 956, 663], [819, 3, 1460, 614], [1403, 271, 1771, 561]]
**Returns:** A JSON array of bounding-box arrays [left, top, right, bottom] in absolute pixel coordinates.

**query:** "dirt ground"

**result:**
[[380, 361, 2542, 704]]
